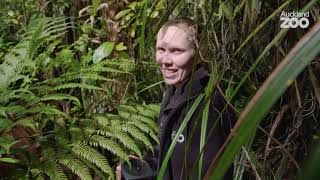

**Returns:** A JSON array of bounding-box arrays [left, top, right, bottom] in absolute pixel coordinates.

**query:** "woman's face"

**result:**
[[156, 25, 195, 86]]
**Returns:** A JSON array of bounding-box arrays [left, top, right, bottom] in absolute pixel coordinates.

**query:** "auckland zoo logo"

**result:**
[[280, 11, 310, 29]]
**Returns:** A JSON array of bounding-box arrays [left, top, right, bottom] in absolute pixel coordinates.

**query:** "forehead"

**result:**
[[156, 26, 193, 47]]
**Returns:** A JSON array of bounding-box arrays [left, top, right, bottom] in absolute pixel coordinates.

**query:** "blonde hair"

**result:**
[[158, 18, 198, 47]]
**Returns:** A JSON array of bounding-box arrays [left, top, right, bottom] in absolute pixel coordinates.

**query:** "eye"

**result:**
[[171, 48, 184, 54], [157, 47, 165, 53]]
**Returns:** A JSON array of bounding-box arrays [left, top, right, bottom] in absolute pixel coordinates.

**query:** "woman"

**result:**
[[117, 19, 235, 180]]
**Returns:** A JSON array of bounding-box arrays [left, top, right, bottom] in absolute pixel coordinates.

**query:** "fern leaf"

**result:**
[[53, 73, 117, 83], [0, 105, 26, 117], [53, 83, 105, 92], [88, 134, 129, 163], [115, 124, 154, 153], [40, 93, 81, 106], [137, 104, 160, 118], [27, 106, 69, 119], [118, 106, 158, 129], [148, 130, 160, 145], [44, 163, 68, 180], [94, 126, 142, 158], [109, 128, 143, 158], [86, 66, 130, 74], [71, 142, 114, 178], [30, 168, 45, 179], [59, 154, 92, 180], [43, 162, 68, 180], [117, 111, 157, 135], [0, 90, 15, 104], [7, 118, 36, 131], [94, 114, 112, 126]]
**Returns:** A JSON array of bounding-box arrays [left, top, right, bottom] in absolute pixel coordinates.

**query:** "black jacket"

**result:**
[[155, 65, 235, 180]]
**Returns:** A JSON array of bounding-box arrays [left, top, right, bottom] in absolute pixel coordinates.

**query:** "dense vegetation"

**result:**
[[0, 0, 319, 179]]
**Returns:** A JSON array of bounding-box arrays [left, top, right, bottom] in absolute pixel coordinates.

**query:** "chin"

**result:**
[[164, 78, 179, 86]]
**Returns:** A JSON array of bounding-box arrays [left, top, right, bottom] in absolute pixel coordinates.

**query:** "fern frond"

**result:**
[[40, 93, 81, 106], [88, 134, 129, 163], [71, 142, 114, 178], [118, 117, 158, 145], [115, 124, 154, 153], [30, 168, 45, 179], [27, 17, 70, 59], [94, 114, 112, 126], [27, 106, 69, 118], [108, 127, 143, 158], [120, 104, 160, 119], [137, 104, 160, 118], [86, 66, 130, 74], [53, 83, 105, 92], [94, 128, 113, 137], [43, 162, 68, 180], [52, 73, 116, 84], [7, 118, 36, 131], [0, 90, 15, 104], [0, 105, 26, 118], [147, 130, 160, 145], [118, 105, 158, 129], [59, 154, 93, 180], [94, 126, 142, 158], [118, 112, 157, 133]]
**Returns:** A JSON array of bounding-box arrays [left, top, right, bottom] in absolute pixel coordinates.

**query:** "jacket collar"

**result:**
[[162, 64, 209, 111]]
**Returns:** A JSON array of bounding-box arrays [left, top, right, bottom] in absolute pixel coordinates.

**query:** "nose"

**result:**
[[158, 52, 173, 67]]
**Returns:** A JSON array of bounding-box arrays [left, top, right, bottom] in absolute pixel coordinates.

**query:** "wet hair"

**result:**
[[158, 18, 198, 47]]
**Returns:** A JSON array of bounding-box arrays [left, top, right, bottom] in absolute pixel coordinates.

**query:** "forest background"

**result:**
[[0, 0, 320, 180]]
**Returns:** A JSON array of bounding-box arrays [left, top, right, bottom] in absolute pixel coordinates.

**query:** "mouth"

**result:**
[[162, 68, 178, 78]]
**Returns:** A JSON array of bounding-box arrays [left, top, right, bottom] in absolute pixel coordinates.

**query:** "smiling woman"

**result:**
[[153, 19, 235, 180], [156, 20, 196, 86], [116, 18, 235, 180]]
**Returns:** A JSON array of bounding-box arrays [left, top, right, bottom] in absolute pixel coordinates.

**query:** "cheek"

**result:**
[[174, 53, 194, 67], [155, 53, 162, 65]]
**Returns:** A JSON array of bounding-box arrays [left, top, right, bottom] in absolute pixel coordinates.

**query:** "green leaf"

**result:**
[[114, 9, 132, 20], [115, 42, 127, 51], [72, 142, 114, 178], [0, 118, 13, 132], [59, 155, 93, 180], [93, 42, 115, 64], [88, 135, 129, 164], [220, 1, 233, 20], [53, 83, 105, 92], [44, 162, 68, 180], [0, 136, 18, 154], [92, 0, 100, 17], [0, 157, 21, 164], [8, 118, 36, 131], [40, 94, 81, 106]]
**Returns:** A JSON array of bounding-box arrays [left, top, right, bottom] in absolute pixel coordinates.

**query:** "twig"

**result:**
[[242, 146, 262, 180], [258, 125, 301, 172], [263, 105, 288, 166]]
